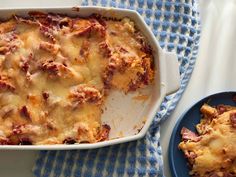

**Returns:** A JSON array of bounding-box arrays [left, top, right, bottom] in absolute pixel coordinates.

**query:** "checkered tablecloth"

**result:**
[[33, 0, 200, 176]]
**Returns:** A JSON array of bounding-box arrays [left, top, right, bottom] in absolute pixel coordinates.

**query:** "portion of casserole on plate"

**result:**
[[179, 104, 236, 177], [0, 12, 154, 145]]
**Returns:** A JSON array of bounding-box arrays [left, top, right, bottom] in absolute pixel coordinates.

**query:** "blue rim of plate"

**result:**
[[168, 91, 236, 177]]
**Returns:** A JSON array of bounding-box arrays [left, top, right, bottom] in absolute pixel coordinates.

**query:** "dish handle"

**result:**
[[163, 51, 181, 95]]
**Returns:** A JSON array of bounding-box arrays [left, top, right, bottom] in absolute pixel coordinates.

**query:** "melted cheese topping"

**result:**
[[0, 13, 154, 145], [179, 104, 236, 177]]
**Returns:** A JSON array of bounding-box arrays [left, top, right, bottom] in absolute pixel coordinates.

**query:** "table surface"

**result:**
[[1, 0, 236, 177]]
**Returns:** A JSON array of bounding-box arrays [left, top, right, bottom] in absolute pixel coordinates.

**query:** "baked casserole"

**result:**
[[179, 104, 236, 177], [0, 12, 154, 145]]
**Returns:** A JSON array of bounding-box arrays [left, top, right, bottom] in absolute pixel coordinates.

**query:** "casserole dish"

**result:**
[[0, 6, 180, 149]]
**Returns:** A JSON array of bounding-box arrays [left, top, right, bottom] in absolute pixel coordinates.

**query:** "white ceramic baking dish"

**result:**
[[0, 6, 180, 150]]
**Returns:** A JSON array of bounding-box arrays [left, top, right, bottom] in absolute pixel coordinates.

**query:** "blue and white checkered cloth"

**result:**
[[33, 0, 200, 176]]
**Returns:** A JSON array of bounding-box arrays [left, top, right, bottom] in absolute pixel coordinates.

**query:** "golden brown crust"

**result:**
[[40, 60, 71, 78], [0, 75, 15, 92], [68, 85, 103, 106], [0, 12, 154, 145], [39, 41, 60, 55]]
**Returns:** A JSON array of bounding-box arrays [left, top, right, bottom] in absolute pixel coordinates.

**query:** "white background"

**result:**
[[0, 0, 236, 176]]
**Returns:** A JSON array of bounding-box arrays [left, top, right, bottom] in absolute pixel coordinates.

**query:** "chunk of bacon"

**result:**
[[19, 106, 31, 120], [39, 25, 56, 43], [90, 19, 106, 37], [46, 13, 65, 27], [140, 56, 154, 85], [216, 104, 228, 115], [72, 18, 105, 37], [72, 18, 93, 36], [79, 40, 90, 61], [41, 60, 71, 78], [181, 127, 201, 142], [90, 14, 107, 27], [19, 53, 33, 73], [69, 85, 102, 106], [230, 112, 236, 128], [185, 151, 197, 159], [184, 151, 197, 165], [39, 41, 60, 55], [0, 32, 19, 55], [63, 138, 76, 144], [127, 57, 154, 92], [99, 41, 112, 58], [107, 55, 125, 70], [20, 57, 30, 73], [0, 75, 15, 92], [73, 25, 93, 36], [135, 32, 152, 55], [19, 137, 32, 145], [102, 68, 114, 89], [96, 124, 111, 142]]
